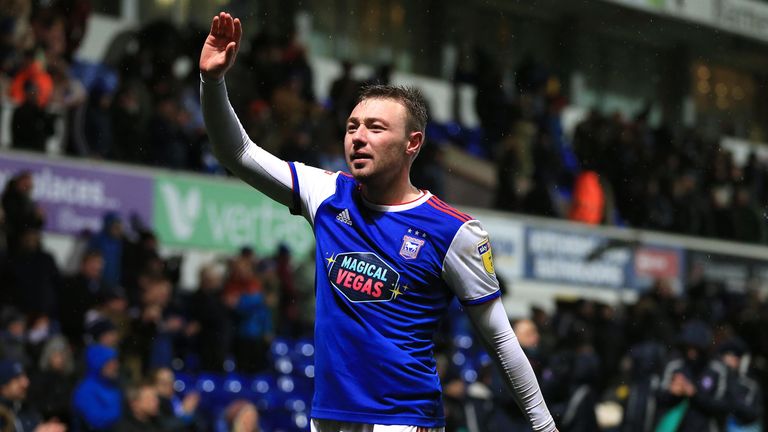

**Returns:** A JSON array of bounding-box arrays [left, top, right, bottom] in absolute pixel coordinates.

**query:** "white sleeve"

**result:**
[[200, 76, 336, 223], [465, 299, 556, 432], [442, 220, 500, 305], [290, 162, 339, 224]]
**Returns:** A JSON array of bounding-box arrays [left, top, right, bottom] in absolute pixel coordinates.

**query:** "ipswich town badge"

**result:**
[[400, 235, 425, 260]]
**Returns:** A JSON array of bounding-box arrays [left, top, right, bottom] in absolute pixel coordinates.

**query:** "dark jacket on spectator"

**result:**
[[0, 397, 43, 432], [655, 358, 729, 432], [115, 414, 166, 432], [725, 369, 762, 429], [11, 98, 54, 152], [58, 272, 111, 347], [188, 288, 231, 372], [5, 245, 60, 317]]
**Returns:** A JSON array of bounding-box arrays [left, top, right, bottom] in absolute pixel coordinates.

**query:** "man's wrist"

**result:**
[[200, 72, 224, 85]]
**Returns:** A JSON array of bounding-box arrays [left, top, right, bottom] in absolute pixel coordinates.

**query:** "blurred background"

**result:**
[[1, 0, 768, 431]]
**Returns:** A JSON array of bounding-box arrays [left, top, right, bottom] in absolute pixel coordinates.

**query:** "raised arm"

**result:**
[[199, 12, 293, 207]]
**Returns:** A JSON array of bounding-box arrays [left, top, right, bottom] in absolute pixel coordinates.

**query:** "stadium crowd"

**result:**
[[0, 1, 767, 431], [1, 170, 767, 430], [2, 1, 768, 244]]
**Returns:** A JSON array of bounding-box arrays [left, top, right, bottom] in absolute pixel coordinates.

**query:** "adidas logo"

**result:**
[[336, 209, 353, 226]]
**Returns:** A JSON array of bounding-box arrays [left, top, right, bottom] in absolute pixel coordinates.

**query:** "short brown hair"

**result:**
[[358, 84, 428, 134]]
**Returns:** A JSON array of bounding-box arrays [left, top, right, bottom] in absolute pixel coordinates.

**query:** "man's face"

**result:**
[[101, 358, 119, 379], [344, 98, 415, 185], [0, 374, 29, 401], [514, 320, 540, 350], [82, 255, 104, 279], [134, 387, 160, 417], [16, 175, 33, 194], [154, 369, 174, 398]]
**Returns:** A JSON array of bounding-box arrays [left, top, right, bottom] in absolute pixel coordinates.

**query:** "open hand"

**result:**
[[199, 12, 242, 81]]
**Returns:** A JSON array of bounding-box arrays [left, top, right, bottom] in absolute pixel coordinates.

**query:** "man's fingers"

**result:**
[[224, 13, 233, 39], [210, 15, 219, 35], [225, 42, 237, 64], [233, 18, 243, 46]]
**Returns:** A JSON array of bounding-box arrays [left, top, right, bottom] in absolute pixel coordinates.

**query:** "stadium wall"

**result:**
[[3, 149, 767, 317]]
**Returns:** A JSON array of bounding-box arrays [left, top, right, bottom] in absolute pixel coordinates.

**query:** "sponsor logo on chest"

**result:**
[[326, 252, 402, 302]]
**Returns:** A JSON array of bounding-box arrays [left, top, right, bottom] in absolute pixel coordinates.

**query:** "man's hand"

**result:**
[[199, 12, 242, 81]]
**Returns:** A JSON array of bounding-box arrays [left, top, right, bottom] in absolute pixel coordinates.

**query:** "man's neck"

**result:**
[[360, 181, 422, 206], [133, 411, 150, 423]]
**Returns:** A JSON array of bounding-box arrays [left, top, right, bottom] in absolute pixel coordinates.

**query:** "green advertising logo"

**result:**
[[154, 174, 315, 257]]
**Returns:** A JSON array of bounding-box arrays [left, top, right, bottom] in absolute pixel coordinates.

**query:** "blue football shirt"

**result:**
[[288, 162, 500, 427]]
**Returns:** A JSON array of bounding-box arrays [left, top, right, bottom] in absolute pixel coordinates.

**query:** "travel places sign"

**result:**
[[0, 153, 153, 235]]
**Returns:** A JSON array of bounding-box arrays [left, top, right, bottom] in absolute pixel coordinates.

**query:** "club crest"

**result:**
[[400, 235, 425, 260]]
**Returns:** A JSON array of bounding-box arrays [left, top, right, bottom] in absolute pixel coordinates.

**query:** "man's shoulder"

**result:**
[[421, 195, 475, 226]]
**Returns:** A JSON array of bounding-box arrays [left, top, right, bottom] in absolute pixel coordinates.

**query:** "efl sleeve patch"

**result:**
[[477, 238, 495, 275]]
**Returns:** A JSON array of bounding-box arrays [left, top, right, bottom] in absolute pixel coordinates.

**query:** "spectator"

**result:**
[[217, 400, 259, 432], [1, 171, 44, 256], [59, 250, 112, 348], [4, 227, 60, 319], [150, 367, 200, 431], [0, 359, 65, 432], [72, 344, 123, 431], [568, 171, 605, 225], [328, 60, 360, 134], [718, 337, 762, 431], [148, 95, 190, 169], [11, 81, 55, 152], [123, 277, 182, 373], [9, 50, 53, 108], [121, 229, 162, 307], [187, 264, 231, 372], [655, 320, 729, 431], [730, 186, 765, 244], [48, 58, 88, 157], [110, 81, 149, 163], [88, 212, 124, 288], [0, 308, 29, 367], [115, 380, 163, 432], [82, 75, 117, 159], [620, 341, 666, 432], [231, 287, 274, 373], [274, 244, 301, 337], [28, 335, 76, 425], [85, 318, 120, 349]]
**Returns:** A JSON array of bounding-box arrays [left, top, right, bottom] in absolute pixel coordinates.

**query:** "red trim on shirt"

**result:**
[[432, 197, 472, 221], [427, 197, 471, 222], [430, 197, 472, 221]]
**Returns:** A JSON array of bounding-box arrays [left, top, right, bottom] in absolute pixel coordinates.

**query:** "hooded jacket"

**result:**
[[72, 345, 122, 431]]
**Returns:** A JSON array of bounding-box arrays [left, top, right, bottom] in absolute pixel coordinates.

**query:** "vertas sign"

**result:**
[[153, 174, 315, 257]]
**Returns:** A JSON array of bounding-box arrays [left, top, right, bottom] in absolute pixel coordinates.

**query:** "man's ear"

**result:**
[[406, 131, 424, 158]]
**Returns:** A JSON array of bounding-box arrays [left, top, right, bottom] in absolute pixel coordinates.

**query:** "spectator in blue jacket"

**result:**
[[72, 344, 123, 431], [88, 212, 124, 287]]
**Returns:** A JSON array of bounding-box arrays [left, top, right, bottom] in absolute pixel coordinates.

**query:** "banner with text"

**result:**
[[630, 245, 686, 291], [0, 153, 153, 234], [524, 227, 633, 289], [153, 174, 315, 258]]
